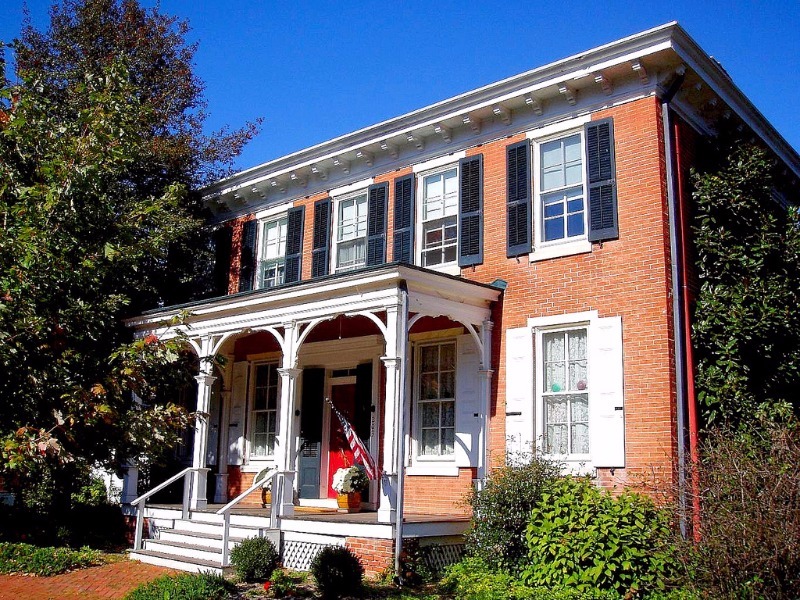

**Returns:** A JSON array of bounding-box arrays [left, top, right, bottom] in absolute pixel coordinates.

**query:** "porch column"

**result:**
[[275, 367, 301, 517], [190, 370, 216, 510], [378, 302, 406, 524], [477, 319, 494, 485], [275, 321, 300, 518], [120, 463, 138, 504]]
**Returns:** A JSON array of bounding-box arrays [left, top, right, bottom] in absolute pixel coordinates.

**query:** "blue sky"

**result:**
[[2, 1, 799, 172]]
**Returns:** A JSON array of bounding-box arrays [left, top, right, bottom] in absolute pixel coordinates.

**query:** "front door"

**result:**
[[326, 384, 357, 498]]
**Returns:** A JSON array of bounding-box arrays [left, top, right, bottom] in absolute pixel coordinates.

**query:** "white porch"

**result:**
[[125, 264, 501, 571]]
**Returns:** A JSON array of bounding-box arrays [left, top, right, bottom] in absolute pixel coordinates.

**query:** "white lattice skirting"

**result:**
[[422, 543, 465, 572]]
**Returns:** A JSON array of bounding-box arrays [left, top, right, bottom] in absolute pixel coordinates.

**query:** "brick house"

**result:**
[[125, 22, 800, 574]]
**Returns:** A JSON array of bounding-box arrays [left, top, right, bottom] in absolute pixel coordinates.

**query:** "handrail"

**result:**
[[215, 467, 276, 516], [131, 467, 194, 507], [216, 467, 279, 567], [130, 466, 208, 553]]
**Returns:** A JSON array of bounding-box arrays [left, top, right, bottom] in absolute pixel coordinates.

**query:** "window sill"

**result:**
[[529, 239, 592, 262], [406, 464, 460, 477], [418, 263, 461, 276], [543, 457, 595, 477]]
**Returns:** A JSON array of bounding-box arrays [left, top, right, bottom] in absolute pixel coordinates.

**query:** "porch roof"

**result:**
[[125, 263, 502, 339]]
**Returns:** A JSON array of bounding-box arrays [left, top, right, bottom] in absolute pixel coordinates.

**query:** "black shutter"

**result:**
[[355, 362, 373, 442], [311, 197, 331, 278], [586, 118, 619, 242], [211, 226, 233, 296], [284, 206, 305, 284], [238, 219, 257, 292], [507, 140, 532, 257], [458, 154, 484, 267], [393, 174, 415, 264], [366, 182, 388, 266]]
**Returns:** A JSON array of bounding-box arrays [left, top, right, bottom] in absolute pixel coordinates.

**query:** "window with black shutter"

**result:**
[[311, 198, 331, 278], [283, 206, 305, 284], [238, 219, 257, 292], [211, 226, 233, 296], [458, 154, 484, 267], [393, 174, 415, 264], [585, 118, 619, 242], [366, 182, 388, 266], [507, 140, 532, 257]]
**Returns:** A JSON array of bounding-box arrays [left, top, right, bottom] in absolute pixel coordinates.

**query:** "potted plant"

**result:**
[[331, 465, 369, 513]]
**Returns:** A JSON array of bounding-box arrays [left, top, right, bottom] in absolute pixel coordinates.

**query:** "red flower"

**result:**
[[263, 581, 271, 591], [143, 334, 159, 345]]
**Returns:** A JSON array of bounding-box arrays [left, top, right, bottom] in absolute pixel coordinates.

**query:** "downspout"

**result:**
[[673, 121, 702, 539], [394, 282, 409, 582], [660, 71, 689, 537]]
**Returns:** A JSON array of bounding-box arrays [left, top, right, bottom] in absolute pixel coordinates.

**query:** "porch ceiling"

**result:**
[[125, 263, 502, 339]]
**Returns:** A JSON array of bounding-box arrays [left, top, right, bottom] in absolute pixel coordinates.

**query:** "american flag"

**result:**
[[329, 400, 378, 480]]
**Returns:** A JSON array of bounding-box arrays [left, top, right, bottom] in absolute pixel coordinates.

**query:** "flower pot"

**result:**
[[336, 491, 361, 513]]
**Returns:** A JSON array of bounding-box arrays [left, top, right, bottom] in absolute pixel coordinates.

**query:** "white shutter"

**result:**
[[505, 326, 534, 458], [455, 334, 481, 467], [227, 361, 249, 466], [589, 316, 625, 468]]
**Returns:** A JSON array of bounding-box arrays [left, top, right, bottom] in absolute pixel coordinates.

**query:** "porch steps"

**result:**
[[129, 510, 278, 573]]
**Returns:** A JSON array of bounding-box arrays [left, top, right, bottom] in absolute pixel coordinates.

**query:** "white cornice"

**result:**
[[204, 21, 799, 215]]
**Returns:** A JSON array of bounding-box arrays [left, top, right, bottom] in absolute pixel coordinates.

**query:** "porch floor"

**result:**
[[148, 503, 470, 525]]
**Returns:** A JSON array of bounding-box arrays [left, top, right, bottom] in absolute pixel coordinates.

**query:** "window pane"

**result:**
[[442, 401, 455, 427], [421, 346, 438, 372], [567, 214, 584, 237], [544, 200, 564, 218], [442, 428, 455, 455], [545, 395, 568, 424], [541, 140, 564, 190], [546, 424, 568, 454], [571, 422, 589, 454], [422, 402, 439, 427], [421, 429, 439, 455], [570, 394, 589, 422], [564, 135, 583, 186], [440, 343, 456, 370], [544, 216, 564, 242], [420, 374, 438, 400], [440, 371, 455, 398], [567, 196, 584, 214], [568, 330, 587, 360]]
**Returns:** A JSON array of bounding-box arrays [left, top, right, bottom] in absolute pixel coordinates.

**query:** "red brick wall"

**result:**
[[461, 97, 677, 492], [345, 537, 393, 577], [403, 469, 475, 515], [219, 96, 683, 505]]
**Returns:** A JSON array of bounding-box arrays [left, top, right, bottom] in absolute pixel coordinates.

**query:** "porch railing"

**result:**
[[215, 467, 279, 567], [130, 466, 209, 552]]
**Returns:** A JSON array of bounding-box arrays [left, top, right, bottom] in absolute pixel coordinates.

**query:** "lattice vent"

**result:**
[[423, 543, 465, 572], [282, 540, 329, 571]]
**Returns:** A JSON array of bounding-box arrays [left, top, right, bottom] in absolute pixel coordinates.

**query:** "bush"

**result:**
[[123, 572, 234, 600], [229, 536, 279, 583], [0, 542, 103, 576], [523, 477, 680, 597], [465, 453, 560, 572], [441, 557, 619, 600], [311, 545, 364, 599], [678, 425, 800, 599]]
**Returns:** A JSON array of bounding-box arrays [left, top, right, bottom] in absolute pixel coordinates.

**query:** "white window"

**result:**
[[416, 341, 456, 457], [257, 216, 287, 289], [250, 362, 279, 457], [334, 191, 368, 272], [538, 133, 586, 245], [420, 167, 459, 268], [541, 328, 589, 456]]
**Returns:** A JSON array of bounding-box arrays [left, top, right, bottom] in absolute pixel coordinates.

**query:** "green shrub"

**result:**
[[523, 477, 679, 597], [441, 557, 619, 600], [229, 535, 279, 583], [0, 542, 103, 576], [465, 453, 560, 572], [311, 545, 364, 599], [123, 572, 234, 600]]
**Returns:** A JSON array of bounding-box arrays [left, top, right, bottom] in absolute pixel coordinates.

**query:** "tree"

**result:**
[[0, 0, 255, 508], [692, 141, 800, 429]]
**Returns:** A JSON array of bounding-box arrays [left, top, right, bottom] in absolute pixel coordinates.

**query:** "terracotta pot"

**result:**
[[336, 491, 362, 513]]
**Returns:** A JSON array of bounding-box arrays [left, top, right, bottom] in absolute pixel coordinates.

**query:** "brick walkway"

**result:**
[[0, 560, 179, 600]]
